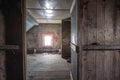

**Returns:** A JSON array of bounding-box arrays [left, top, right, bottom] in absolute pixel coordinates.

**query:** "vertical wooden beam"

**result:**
[[96, 0, 105, 78], [104, 0, 114, 80], [81, 0, 88, 79], [86, 0, 97, 80], [114, 0, 120, 79], [0, 9, 6, 80], [22, 0, 26, 80], [77, 0, 84, 80]]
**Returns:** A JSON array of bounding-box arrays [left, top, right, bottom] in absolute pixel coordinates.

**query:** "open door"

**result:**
[[62, 18, 71, 59], [71, 1, 79, 80]]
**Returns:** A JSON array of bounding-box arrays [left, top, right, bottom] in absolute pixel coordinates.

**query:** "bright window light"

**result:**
[[44, 35, 53, 46]]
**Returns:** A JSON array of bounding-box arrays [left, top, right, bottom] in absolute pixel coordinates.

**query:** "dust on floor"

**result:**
[[27, 53, 71, 80]]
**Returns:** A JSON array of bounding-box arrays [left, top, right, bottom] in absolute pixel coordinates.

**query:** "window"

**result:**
[[43, 35, 53, 47]]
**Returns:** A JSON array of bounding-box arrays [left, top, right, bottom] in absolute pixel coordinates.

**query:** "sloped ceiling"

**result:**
[[26, 12, 38, 31], [26, 0, 73, 23]]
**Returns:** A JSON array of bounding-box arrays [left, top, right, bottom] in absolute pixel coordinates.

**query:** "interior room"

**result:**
[[0, 0, 120, 80], [26, 0, 72, 80]]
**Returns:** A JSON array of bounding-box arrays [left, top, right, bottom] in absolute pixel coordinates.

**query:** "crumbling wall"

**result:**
[[27, 24, 62, 51], [27, 25, 39, 49]]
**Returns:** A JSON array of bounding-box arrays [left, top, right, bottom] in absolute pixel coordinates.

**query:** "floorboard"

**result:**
[[27, 53, 71, 80]]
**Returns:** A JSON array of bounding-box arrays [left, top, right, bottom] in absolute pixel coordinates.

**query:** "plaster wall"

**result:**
[[27, 24, 62, 51]]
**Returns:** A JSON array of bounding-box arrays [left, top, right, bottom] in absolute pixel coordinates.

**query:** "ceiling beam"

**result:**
[[27, 8, 70, 11], [36, 17, 70, 20]]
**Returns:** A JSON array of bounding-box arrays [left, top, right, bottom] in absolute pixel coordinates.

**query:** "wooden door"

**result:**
[[1, 0, 26, 80], [62, 19, 71, 59], [77, 0, 120, 80]]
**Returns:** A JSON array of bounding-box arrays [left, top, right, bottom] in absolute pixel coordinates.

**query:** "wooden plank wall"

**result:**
[[0, 10, 6, 80], [1, 0, 25, 80], [77, 0, 120, 80]]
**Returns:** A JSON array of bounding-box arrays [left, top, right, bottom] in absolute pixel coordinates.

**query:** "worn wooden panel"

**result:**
[[1, 0, 26, 80], [78, 0, 120, 80], [86, 0, 97, 80], [113, 0, 120, 79], [81, 0, 88, 79], [83, 45, 120, 50], [104, 0, 114, 80], [0, 45, 19, 50], [62, 20, 71, 58], [0, 10, 6, 80]]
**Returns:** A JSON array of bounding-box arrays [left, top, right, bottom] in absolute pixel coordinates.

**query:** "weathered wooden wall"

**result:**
[[62, 20, 71, 59], [0, 10, 6, 80], [1, 0, 26, 80], [77, 0, 120, 80]]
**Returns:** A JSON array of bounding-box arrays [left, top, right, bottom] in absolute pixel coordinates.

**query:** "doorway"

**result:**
[[26, 0, 72, 80]]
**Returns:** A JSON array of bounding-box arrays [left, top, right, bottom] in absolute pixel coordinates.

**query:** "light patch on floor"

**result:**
[[27, 53, 71, 80]]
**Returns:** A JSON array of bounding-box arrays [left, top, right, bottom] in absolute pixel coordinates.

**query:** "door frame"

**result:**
[[22, 0, 27, 80]]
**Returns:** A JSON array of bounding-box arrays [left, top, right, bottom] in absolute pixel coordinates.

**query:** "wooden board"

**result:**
[[2, 0, 26, 80], [0, 10, 6, 80], [0, 45, 19, 50], [83, 45, 120, 50], [77, 0, 120, 80]]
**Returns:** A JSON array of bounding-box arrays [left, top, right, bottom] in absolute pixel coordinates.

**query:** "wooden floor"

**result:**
[[27, 53, 71, 80]]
